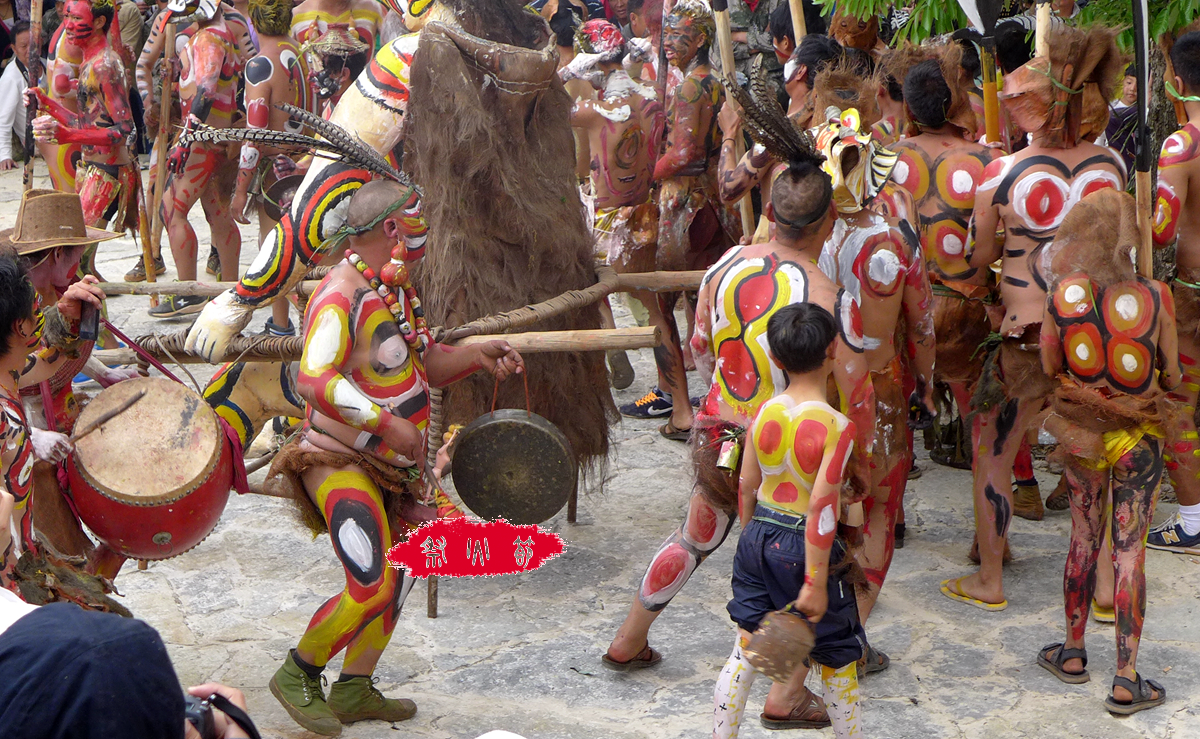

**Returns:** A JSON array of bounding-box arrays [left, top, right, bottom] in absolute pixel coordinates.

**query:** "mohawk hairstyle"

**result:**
[[723, 56, 823, 170]]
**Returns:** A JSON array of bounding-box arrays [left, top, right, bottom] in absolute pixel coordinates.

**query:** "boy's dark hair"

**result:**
[[904, 59, 952, 127], [949, 28, 982, 79], [771, 160, 833, 239], [769, 2, 793, 45], [767, 302, 838, 375], [994, 21, 1033, 75], [0, 254, 36, 356], [1171, 32, 1200, 92], [791, 34, 842, 80]]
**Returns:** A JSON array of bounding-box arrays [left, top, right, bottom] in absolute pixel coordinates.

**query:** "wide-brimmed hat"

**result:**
[[0, 190, 123, 256]]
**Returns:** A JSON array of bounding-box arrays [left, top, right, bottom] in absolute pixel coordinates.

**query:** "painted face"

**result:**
[[63, 0, 99, 45], [663, 14, 704, 67], [773, 37, 792, 67], [27, 245, 87, 296], [812, 108, 897, 213]]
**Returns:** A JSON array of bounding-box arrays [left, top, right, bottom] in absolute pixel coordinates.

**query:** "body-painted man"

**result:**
[[605, 127, 876, 729], [149, 0, 246, 318], [941, 25, 1126, 611], [265, 180, 524, 735], [230, 0, 314, 337], [812, 106, 937, 627], [1148, 32, 1200, 555], [563, 19, 659, 391], [291, 0, 378, 112], [291, 0, 380, 51], [1037, 189, 1176, 716], [624, 0, 739, 439], [30, 0, 137, 241]]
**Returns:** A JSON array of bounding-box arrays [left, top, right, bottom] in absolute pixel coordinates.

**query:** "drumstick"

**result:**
[[69, 390, 147, 443]]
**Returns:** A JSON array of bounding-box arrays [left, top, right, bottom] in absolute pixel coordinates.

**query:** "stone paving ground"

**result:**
[[3, 166, 1200, 738]]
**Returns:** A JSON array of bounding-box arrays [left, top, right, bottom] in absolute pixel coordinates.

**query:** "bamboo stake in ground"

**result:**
[[712, 0, 755, 239], [22, 0, 43, 191]]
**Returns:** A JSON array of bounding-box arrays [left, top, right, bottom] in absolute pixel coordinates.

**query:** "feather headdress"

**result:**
[[722, 56, 823, 168]]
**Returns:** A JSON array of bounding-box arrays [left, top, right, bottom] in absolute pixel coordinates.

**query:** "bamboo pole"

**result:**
[[787, 0, 807, 42], [22, 0, 43, 191], [1034, 2, 1051, 59], [95, 270, 707, 298], [712, 0, 755, 239], [146, 22, 176, 308], [92, 326, 662, 366], [979, 39, 1001, 144]]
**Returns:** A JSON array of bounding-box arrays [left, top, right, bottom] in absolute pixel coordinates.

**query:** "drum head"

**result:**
[[73, 377, 222, 505], [451, 409, 576, 525]]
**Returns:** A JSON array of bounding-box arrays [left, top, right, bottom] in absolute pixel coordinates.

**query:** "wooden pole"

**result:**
[[22, 0, 43, 191], [146, 22, 176, 307], [1034, 2, 1051, 59], [979, 38, 1001, 144], [1132, 0, 1153, 278], [712, 0, 755, 240], [787, 0, 807, 42]]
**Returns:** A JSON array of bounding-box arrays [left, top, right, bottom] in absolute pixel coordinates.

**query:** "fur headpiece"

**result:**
[[810, 60, 881, 129], [1045, 188, 1137, 289], [829, 10, 879, 52], [1001, 25, 1124, 148], [248, 0, 293, 37]]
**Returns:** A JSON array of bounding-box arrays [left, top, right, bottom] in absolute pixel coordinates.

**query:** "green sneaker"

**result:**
[[327, 676, 417, 725], [268, 653, 342, 736]]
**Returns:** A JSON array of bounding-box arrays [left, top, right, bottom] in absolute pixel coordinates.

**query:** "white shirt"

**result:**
[[0, 59, 29, 162]]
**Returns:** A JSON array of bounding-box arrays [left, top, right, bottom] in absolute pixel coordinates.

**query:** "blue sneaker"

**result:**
[[620, 387, 674, 419], [1147, 512, 1200, 555]]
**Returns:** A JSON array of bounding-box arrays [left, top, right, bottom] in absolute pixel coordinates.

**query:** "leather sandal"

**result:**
[[659, 421, 691, 442], [1037, 643, 1090, 684], [760, 686, 830, 730], [1105, 673, 1166, 715], [601, 643, 662, 672]]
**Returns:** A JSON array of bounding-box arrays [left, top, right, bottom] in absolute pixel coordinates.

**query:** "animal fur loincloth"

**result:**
[[595, 200, 659, 272], [932, 279, 994, 385], [265, 440, 421, 536], [406, 10, 616, 468], [1045, 379, 1167, 469], [971, 324, 1057, 417]]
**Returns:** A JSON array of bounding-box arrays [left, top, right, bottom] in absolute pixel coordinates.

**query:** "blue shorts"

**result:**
[[727, 505, 866, 669]]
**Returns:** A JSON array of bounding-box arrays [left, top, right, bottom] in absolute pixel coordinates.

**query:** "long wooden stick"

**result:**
[[147, 22, 176, 307], [69, 390, 147, 443], [979, 38, 1001, 144], [95, 270, 707, 298], [1034, 2, 1051, 59], [22, 0, 44, 191], [787, 0, 807, 42], [712, 0, 755, 239]]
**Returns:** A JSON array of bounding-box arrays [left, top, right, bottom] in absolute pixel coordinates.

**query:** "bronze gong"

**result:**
[[451, 409, 576, 525], [262, 174, 305, 222]]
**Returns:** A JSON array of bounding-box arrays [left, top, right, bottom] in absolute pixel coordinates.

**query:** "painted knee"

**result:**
[[638, 535, 700, 612]]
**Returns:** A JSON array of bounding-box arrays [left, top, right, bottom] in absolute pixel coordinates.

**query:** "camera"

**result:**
[[184, 693, 217, 739]]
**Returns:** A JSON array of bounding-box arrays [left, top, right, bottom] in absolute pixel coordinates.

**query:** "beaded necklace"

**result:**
[[345, 248, 430, 354]]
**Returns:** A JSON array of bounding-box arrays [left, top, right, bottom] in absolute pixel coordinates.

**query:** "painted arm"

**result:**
[[901, 233, 937, 426], [690, 272, 717, 381], [653, 77, 705, 181], [1153, 132, 1189, 247], [31, 60, 134, 147], [296, 291, 421, 459], [737, 425, 761, 529], [0, 443, 26, 557], [424, 341, 524, 388], [232, 59, 274, 223], [965, 160, 1004, 270], [136, 11, 170, 107], [795, 419, 855, 622], [1156, 281, 1182, 391], [1039, 304, 1063, 379]]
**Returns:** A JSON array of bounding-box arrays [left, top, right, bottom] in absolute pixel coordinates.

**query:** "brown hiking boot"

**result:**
[[1012, 483, 1045, 521]]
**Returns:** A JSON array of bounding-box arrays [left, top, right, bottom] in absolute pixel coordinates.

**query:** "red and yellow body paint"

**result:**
[[291, 2, 382, 51], [0, 393, 37, 576], [1153, 123, 1198, 247], [752, 396, 853, 522]]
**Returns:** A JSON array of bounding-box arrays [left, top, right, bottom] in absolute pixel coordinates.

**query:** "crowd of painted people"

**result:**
[[0, 0, 1197, 737]]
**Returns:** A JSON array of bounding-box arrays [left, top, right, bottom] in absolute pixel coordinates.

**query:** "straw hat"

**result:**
[[0, 190, 123, 256]]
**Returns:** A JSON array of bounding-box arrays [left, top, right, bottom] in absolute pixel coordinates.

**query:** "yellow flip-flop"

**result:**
[[1092, 600, 1116, 623], [940, 578, 1008, 612]]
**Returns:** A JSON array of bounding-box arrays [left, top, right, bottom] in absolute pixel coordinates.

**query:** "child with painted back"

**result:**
[[713, 302, 865, 739]]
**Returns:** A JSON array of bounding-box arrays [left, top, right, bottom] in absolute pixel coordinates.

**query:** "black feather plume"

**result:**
[[276, 103, 409, 186], [724, 56, 821, 168]]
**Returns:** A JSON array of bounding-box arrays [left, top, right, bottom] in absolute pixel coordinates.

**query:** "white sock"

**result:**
[[713, 638, 758, 739], [821, 663, 863, 739], [660, 388, 673, 402], [1178, 503, 1200, 536]]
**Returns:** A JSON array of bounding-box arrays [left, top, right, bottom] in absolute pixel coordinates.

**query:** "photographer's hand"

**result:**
[[186, 684, 251, 739]]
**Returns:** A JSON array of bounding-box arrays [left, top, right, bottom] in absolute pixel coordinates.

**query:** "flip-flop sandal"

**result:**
[[940, 577, 1008, 612], [857, 644, 890, 677], [659, 422, 691, 442], [759, 686, 830, 729], [1045, 476, 1071, 511], [601, 644, 662, 672], [1105, 673, 1167, 715], [1037, 643, 1090, 684], [1092, 600, 1115, 624]]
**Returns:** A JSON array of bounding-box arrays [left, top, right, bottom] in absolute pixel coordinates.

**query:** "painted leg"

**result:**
[[1094, 490, 1115, 611], [607, 491, 734, 661], [201, 174, 242, 283], [713, 632, 759, 739], [1060, 459, 1106, 673], [1165, 341, 1200, 507], [956, 396, 1044, 604], [820, 663, 863, 739], [858, 374, 911, 620], [1110, 438, 1162, 691], [161, 167, 204, 282], [646, 290, 693, 432]]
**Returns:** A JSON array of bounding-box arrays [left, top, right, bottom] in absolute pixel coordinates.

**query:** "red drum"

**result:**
[[67, 377, 233, 560]]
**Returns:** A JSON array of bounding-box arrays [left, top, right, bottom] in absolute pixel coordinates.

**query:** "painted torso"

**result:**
[[1047, 273, 1166, 396], [1153, 122, 1200, 277], [291, 0, 381, 50], [179, 20, 243, 126], [0, 391, 35, 549], [753, 397, 855, 519], [661, 66, 723, 178], [891, 134, 997, 283], [819, 210, 913, 371], [971, 142, 1125, 336], [76, 44, 132, 164], [299, 261, 429, 467], [245, 35, 313, 137], [576, 70, 657, 209]]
